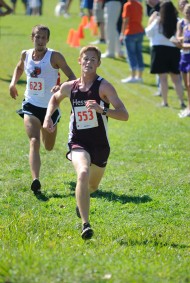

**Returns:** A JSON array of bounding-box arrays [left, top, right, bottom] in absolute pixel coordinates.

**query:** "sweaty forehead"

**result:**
[[179, 0, 188, 4], [82, 50, 98, 59], [184, 4, 190, 11], [34, 30, 48, 37]]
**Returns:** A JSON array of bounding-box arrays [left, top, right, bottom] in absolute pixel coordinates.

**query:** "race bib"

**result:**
[[74, 106, 98, 130], [28, 77, 45, 97]]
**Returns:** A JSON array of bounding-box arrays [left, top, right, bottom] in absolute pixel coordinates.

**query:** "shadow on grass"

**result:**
[[34, 191, 49, 201], [34, 191, 74, 201], [34, 181, 152, 204], [91, 190, 152, 204], [0, 76, 26, 84], [68, 181, 152, 204], [34, 182, 76, 201], [116, 238, 190, 249]]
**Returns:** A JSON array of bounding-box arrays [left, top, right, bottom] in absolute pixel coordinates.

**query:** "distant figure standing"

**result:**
[[10, 0, 27, 14], [145, 1, 185, 108], [146, 0, 161, 96], [0, 0, 13, 15], [39, 0, 42, 14], [81, 0, 93, 22], [120, 0, 144, 83], [101, 0, 124, 58], [178, 3, 190, 117], [28, 0, 40, 15], [54, 0, 82, 18], [91, 0, 106, 44], [146, 0, 160, 16]]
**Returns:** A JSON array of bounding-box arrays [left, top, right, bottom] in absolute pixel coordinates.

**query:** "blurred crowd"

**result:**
[[2, 0, 190, 117], [0, 0, 43, 15], [54, 0, 190, 117]]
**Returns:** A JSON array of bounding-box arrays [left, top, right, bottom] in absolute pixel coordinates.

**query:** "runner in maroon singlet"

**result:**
[[43, 46, 129, 240]]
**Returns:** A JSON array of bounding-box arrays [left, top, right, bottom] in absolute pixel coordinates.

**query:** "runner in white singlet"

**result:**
[[9, 25, 76, 194]]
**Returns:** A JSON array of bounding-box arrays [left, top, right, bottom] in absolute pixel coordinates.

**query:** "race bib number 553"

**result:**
[[28, 77, 45, 97], [74, 106, 98, 130]]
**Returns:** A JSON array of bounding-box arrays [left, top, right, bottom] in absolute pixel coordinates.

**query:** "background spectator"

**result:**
[[28, 0, 40, 15], [146, 0, 160, 16], [145, 1, 186, 109], [91, 0, 106, 44], [10, 0, 27, 14], [81, 0, 93, 21], [120, 0, 144, 83], [0, 0, 13, 15], [101, 0, 124, 58], [178, 3, 190, 117]]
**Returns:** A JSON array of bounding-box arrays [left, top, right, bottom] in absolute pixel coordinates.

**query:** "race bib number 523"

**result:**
[[74, 106, 98, 130]]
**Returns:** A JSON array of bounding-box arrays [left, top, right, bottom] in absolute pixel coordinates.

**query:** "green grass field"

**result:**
[[0, 1, 189, 282]]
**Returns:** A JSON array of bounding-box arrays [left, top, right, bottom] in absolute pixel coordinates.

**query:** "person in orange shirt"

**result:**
[[120, 0, 145, 83]]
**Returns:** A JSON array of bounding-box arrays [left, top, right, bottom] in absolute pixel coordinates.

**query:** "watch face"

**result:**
[[103, 107, 107, 115]]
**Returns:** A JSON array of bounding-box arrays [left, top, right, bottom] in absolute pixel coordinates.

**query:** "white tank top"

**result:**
[[24, 48, 59, 108]]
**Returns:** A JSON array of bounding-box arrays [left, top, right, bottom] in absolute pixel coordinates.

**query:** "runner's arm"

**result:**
[[9, 51, 26, 99]]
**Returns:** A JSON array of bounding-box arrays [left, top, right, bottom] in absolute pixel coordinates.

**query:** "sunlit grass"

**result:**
[[0, 1, 189, 282]]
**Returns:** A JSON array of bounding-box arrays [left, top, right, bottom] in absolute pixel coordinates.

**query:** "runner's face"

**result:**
[[184, 6, 190, 20], [179, 0, 188, 13], [79, 51, 100, 73], [32, 30, 49, 52]]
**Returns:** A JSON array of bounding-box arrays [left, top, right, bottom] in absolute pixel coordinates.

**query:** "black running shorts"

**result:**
[[17, 101, 61, 126], [66, 143, 110, 168]]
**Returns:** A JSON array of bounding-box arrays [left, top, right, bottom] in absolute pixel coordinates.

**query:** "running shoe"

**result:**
[[121, 77, 137, 83], [181, 102, 186, 109], [178, 108, 190, 118], [81, 223, 94, 240], [161, 102, 169, 107], [101, 53, 115, 59], [135, 77, 143, 83], [153, 91, 162, 97], [31, 179, 41, 194], [90, 39, 106, 44]]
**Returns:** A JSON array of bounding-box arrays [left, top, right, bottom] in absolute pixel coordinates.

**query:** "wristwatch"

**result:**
[[102, 106, 108, 115]]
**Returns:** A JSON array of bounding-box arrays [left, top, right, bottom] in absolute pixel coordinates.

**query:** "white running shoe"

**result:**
[[101, 53, 115, 59], [178, 108, 190, 118], [121, 77, 137, 83], [63, 12, 70, 18], [135, 77, 143, 83], [90, 39, 106, 45]]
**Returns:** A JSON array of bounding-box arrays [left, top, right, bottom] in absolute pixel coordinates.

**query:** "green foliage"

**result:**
[[0, 1, 189, 282]]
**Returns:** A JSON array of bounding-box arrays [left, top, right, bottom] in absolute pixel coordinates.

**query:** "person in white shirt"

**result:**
[[145, 1, 185, 109]]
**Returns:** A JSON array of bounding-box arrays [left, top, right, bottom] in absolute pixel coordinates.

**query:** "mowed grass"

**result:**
[[0, 1, 189, 282]]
